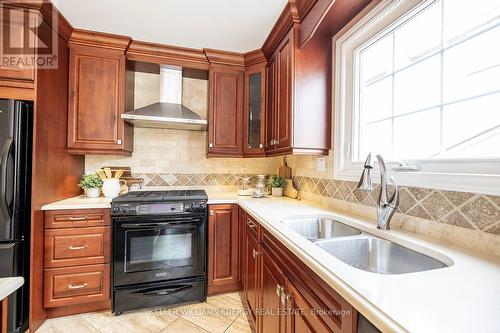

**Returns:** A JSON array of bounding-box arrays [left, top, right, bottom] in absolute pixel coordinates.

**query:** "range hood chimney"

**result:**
[[122, 65, 207, 131]]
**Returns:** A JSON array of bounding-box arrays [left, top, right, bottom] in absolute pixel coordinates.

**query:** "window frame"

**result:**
[[333, 0, 500, 196]]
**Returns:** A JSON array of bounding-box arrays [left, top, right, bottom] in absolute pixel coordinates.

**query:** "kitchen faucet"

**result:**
[[357, 153, 399, 230]]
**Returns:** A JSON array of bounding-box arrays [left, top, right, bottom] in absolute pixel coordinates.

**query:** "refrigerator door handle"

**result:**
[[0, 137, 13, 221]]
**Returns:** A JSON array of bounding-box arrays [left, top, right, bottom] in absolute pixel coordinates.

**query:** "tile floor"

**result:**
[[37, 292, 252, 333]]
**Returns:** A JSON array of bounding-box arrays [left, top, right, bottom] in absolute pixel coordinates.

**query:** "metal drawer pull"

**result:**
[[68, 283, 88, 289], [68, 245, 88, 250], [276, 284, 283, 297], [247, 220, 255, 228], [252, 249, 259, 258], [68, 216, 87, 221]]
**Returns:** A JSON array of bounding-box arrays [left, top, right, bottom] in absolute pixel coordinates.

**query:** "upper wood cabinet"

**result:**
[[67, 30, 133, 155], [207, 67, 244, 157], [0, 6, 36, 82], [207, 204, 240, 295], [265, 26, 331, 156], [243, 50, 267, 157]]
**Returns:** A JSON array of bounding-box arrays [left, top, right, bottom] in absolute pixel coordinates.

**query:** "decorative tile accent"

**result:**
[[135, 173, 268, 188], [290, 176, 500, 236]]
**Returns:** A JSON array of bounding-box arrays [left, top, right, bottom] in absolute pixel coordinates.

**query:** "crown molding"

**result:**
[[127, 40, 209, 69], [203, 48, 246, 68], [243, 49, 266, 67], [69, 29, 131, 52], [262, 1, 300, 58]]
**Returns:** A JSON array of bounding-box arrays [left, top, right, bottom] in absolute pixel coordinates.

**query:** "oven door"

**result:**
[[113, 215, 207, 287]]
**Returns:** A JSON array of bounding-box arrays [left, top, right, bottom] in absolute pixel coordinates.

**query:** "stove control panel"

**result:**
[[111, 201, 207, 216]]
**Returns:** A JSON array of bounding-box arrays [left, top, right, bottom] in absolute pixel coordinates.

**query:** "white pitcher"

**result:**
[[102, 179, 127, 198]]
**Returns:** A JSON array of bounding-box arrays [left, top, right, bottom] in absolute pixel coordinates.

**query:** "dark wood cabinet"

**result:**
[[260, 248, 287, 333], [244, 223, 261, 327], [67, 30, 133, 155], [0, 6, 36, 82], [240, 208, 358, 333], [208, 67, 244, 157], [243, 64, 266, 157], [207, 204, 240, 294], [43, 208, 111, 317], [265, 26, 331, 156]]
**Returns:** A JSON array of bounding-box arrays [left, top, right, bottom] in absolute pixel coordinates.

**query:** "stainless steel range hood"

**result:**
[[121, 65, 207, 131]]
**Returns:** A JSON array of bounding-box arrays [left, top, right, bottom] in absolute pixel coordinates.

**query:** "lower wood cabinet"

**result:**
[[207, 204, 240, 294], [43, 208, 111, 317], [238, 209, 357, 333]]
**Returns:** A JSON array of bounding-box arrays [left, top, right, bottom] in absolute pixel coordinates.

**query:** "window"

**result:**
[[334, 0, 500, 195]]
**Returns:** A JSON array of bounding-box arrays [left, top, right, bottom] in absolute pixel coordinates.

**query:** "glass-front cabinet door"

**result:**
[[243, 65, 266, 156]]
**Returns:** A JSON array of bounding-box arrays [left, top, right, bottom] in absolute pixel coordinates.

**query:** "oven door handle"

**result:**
[[121, 221, 199, 229], [138, 284, 194, 296]]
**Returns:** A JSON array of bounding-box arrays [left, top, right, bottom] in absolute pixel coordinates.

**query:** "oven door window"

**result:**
[[125, 226, 197, 273]]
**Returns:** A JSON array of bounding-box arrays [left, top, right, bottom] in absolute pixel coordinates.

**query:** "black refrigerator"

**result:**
[[0, 99, 32, 333]]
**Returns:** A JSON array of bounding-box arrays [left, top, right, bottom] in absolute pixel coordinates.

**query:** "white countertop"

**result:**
[[41, 193, 500, 333], [0, 277, 24, 301]]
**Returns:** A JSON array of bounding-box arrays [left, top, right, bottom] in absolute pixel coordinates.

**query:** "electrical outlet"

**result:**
[[316, 157, 326, 172]]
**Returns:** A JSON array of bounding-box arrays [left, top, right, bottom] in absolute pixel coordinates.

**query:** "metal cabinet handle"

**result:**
[[209, 143, 213, 148], [68, 283, 87, 289], [276, 284, 283, 297], [117, 139, 122, 144], [68, 245, 88, 250], [68, 216, 87, 221], [259, 143, 264, 149], [247, 220, 256, 228], [209, 210, 214, 216], [252, 249, 260, 258]]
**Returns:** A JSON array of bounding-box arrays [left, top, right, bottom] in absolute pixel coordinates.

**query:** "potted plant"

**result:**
[[79, 173, 103, 198], [268, 175, 286, 197]]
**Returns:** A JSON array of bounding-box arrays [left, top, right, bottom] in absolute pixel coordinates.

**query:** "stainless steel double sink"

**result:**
[[281, 217, 449, 274]]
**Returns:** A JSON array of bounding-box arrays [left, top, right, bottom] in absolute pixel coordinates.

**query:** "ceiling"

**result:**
[[53, 0, 288, 52]]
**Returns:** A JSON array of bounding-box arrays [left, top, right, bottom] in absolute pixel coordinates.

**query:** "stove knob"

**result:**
[[112, 206, 120, 214], [122, 207, 130, 214]]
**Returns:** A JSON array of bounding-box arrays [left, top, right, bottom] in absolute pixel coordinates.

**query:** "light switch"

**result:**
[[316, 157, 326, 172]]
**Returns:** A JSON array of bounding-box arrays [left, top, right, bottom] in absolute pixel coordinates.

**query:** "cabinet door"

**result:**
[[208, 68, 244, 156], [0, 7, 36, 81], [243, 66, 266, 156], [67, 45, 127, 152], [285, 280, 331, 333], [244, 231, 260, 325], [208, 204, 239, 294], [275, 36, 292, 150], [238, 208, 246, 288], [265, 57, 277, 151], [260, 248, 287, 333]]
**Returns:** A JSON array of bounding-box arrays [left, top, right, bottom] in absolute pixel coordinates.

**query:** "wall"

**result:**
[[286, 152, 500, 256]]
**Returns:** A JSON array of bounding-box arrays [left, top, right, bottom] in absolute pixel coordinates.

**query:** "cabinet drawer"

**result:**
[[44, 227, 110, 268], [246, 215, 260, 241], [44, 264, 110, 308], [45, 209, 110, 229]]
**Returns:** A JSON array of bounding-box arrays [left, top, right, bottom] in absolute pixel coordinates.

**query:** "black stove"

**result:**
[[111, 190, 208, 315]]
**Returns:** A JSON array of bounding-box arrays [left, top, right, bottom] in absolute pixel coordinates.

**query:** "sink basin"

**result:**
[[282, 217, 361, 241], [316, 236, 448, 274]]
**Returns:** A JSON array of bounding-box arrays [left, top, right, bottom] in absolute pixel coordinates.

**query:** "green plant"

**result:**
[[268, 175, 286, 188], [79, 173, 103, 189]]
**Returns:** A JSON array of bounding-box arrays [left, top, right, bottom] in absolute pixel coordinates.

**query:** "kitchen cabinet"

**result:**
[[244, 217, 261, 328], [243, 64, 266, 157], [260, 248, 287, 333], [240, 208, 357, 333], [207, 204, 240, 294], [67, 30, 133, 155], [0, 6, 36, 82], [43, 208, 111, 316], [265, 26, 331, 156], [207, 67, 244, 157]]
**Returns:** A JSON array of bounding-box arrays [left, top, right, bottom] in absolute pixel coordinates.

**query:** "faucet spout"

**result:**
[[357, 154, 399, 230]]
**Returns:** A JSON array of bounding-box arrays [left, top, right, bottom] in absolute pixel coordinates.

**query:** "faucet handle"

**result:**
[[387, 176, 399, 208]]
